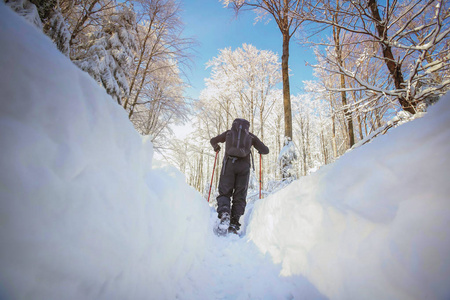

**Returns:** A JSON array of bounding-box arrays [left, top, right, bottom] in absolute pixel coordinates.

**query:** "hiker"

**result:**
[[210, 118, 269, 235]]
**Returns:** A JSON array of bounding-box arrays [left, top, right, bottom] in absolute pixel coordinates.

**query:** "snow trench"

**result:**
[[1, 3, 450, 300]]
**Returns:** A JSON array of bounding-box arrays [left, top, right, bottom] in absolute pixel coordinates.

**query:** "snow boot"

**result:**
[[228, 223, 239, 235], [228, 216, 240, 235], [216, 212, 230, 236]]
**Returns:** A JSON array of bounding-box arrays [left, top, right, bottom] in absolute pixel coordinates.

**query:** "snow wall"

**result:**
[[248, 95, 450, 297], [0, 4, 211, 299]]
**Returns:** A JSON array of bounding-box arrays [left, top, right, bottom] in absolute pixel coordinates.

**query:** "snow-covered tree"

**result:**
[[44, 7, 70, 56], [5, 0, 42, 28], [278, 137, 297, 181], [73, 3, 137, 104], [300, 0, 450, 114], [205, 44, 281, 131]]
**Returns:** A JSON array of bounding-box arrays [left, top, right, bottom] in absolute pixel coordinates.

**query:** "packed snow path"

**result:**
[[1, 4, 450, 300], [175, 209, 325, 299]]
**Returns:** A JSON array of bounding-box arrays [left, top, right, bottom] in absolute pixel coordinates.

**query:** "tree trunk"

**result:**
[[332, 9, 354, 147], [331, 114, 337, 158], [321, 128, 328, 165], [367, 0, 417, 114], [124, 23, 154, 110], [340, 73, 354, 147], [357, 113, 364, 141], [281, 31, 293, 139], [329, 94, 338, 158]]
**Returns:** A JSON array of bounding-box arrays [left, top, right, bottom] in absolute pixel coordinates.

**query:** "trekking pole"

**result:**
[[259, 153, 262, 199], [208, 151, 219, 202]]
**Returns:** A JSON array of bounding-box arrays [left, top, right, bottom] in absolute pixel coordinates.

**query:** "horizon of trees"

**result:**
[[167, 0, 450, 197], [6, 0, 450, 197]]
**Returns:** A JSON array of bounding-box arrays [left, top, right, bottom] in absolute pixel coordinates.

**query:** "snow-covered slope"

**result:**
[[248, 93, 450, 299], [0, 4, 210, 299]]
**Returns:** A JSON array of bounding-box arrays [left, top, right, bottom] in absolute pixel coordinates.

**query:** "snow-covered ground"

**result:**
[[1, 3, 450, 300], [248, 101, 450, 299]]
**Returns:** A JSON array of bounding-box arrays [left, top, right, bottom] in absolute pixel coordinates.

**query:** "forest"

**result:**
[[6, 0, 450, 198]]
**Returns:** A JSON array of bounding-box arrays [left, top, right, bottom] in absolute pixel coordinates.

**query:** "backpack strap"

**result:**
[[236, 124, 242, 149]]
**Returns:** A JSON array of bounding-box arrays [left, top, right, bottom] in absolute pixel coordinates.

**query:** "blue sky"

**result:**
[[180, 0, 317, 100]]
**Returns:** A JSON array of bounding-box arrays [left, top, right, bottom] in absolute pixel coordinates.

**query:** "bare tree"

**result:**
[[300, 0, 450, 114], [124, 0, 195, 118], [222, 0, 306, 141]]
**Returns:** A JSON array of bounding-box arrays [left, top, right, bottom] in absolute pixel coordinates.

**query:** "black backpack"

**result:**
[[225, 118, 252, 158]]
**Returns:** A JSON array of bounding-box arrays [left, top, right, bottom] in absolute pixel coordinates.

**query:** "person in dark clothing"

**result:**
[[210, 118, 269, 235]]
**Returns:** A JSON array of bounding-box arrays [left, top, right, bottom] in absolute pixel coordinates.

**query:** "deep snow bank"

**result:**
[[248, 93, 450, 299], [0, 4, 210, 299]]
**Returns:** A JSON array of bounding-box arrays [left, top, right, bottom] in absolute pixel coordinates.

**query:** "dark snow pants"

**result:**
[[217, 157, 250, 227]]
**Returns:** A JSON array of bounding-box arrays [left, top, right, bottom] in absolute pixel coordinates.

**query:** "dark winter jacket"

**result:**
[[210, 130, 269, 165]]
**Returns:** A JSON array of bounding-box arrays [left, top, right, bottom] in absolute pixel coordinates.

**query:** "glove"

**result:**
[[213, 144, 221, 152]]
